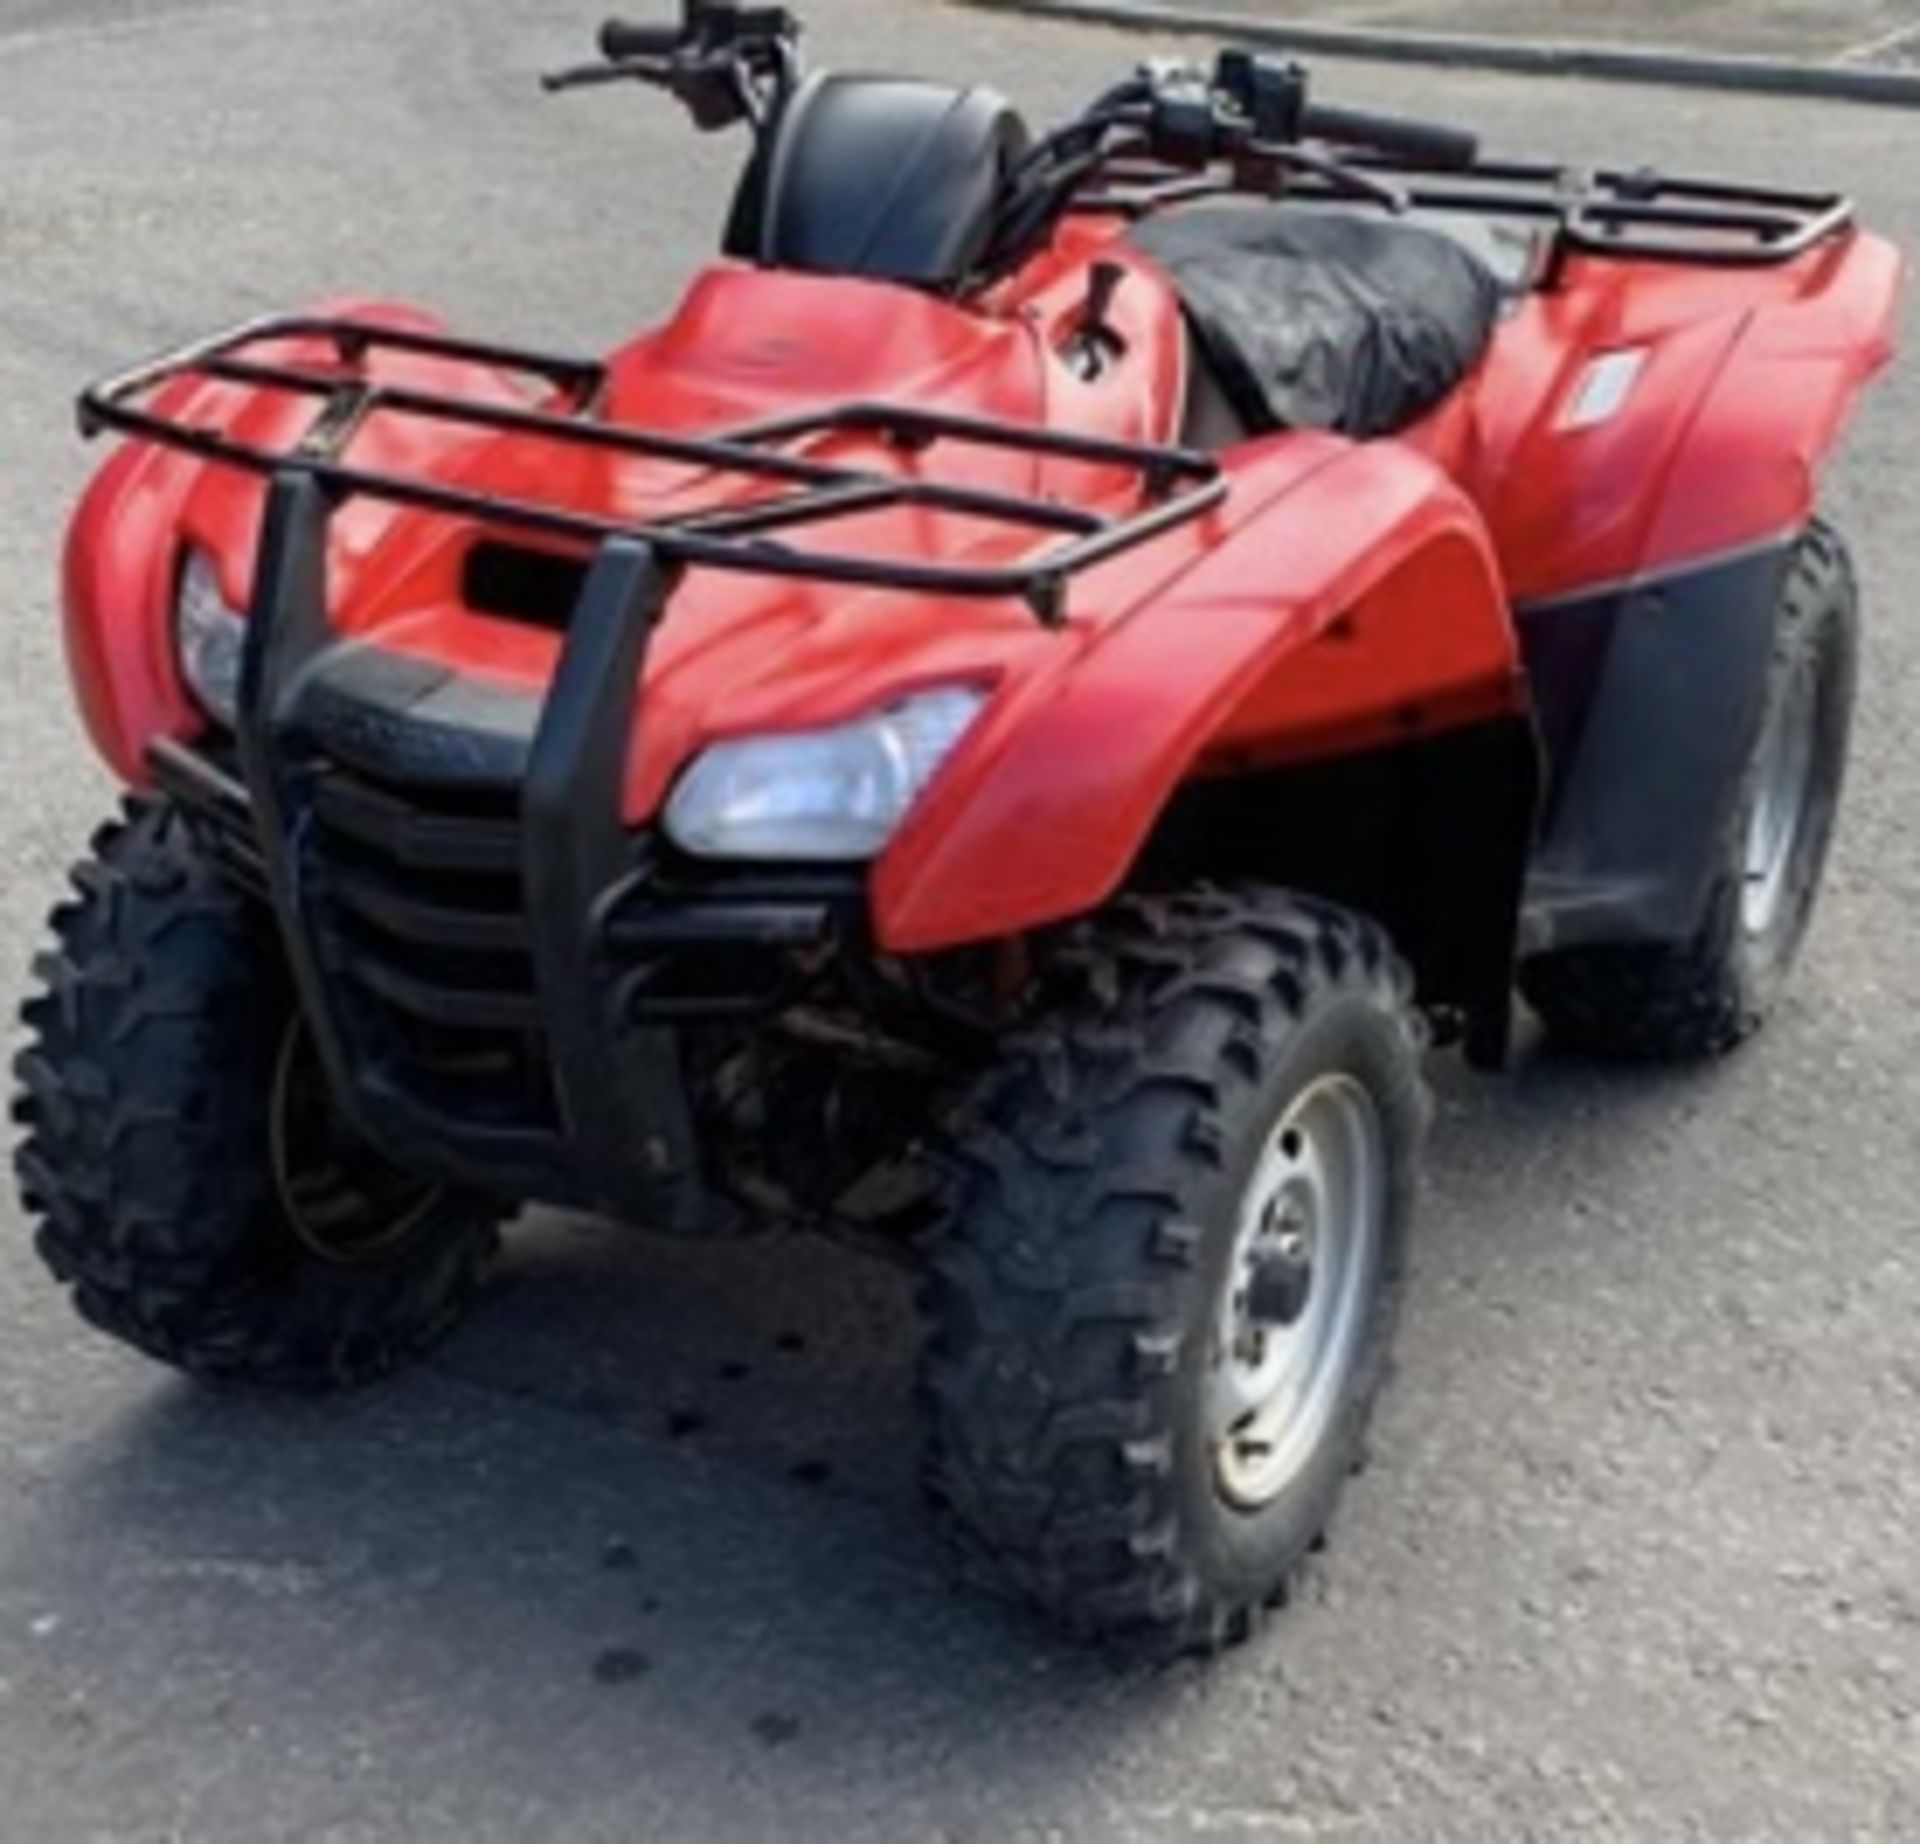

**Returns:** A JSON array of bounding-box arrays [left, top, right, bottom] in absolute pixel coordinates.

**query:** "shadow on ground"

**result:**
[[0, 1037, 1728, 1834]]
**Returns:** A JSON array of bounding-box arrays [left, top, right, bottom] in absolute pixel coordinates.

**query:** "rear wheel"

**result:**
[[1522, 521, 1858, 1061], [13, 799, 503, 1389], [920, 889, 1428, 1656]]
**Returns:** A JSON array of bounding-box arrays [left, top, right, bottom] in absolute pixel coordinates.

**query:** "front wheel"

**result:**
[[13, 799, 504, 1389], [919, 889, 1429, 1656]]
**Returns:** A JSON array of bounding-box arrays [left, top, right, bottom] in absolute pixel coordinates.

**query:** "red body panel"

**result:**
[[1455, 234, 1904, 602], [66, 300, 534, 781], [63, 210, 1902, 949], [877, 438, 1515, 946]]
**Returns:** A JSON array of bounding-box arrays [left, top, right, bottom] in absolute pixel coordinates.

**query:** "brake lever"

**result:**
[[541, 55, 672, 94], [1246, 137, 1411, 214]]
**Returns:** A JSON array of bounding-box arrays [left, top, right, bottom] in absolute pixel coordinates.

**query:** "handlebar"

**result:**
[[546, 5, 801, 127], [546, 22, 1487, 285], [981, 51, 1488, 285], [598, 5, 799, 62], [599, 18, 685, 61], [1299, 101, 1479, 170], [1205, 49, 1478, 170]]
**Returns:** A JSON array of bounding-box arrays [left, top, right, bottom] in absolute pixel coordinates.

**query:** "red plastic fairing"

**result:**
[[62, 424, 195, 782], [1467, 230, 1904, 603], [62, 215, 1895, 959], [871, 438, 1522, 951], [62, 300, 532, 782], [1636, 231, 1903, 577], [64, 258, 1188, 785]]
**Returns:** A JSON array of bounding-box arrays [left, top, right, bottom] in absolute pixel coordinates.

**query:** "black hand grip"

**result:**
[[600, 16, 685, 61], [1300, 102, 1479, 170]]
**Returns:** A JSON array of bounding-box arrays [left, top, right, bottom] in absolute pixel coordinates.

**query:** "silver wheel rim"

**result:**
[[1742, 656, 1820, 939], [269, 1020, 443, 1265], [1210, 1074, 1385, 1512]]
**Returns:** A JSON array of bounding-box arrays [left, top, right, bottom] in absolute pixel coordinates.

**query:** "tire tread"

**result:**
[[920, 887, 1426, 1657], [13, 799, 501, 1390]]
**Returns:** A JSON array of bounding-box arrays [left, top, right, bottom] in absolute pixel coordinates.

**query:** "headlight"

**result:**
[[174, 551, 247, 727], [663, 686, 989, 862]]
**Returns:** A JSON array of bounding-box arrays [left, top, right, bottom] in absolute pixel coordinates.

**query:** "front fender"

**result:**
[[62, 300, 496, 783], [873, 440, 1523, 952]]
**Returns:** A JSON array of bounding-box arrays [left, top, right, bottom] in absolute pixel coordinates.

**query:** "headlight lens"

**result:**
[[663, 686, 989, 862], [175, 551, 247, 726]]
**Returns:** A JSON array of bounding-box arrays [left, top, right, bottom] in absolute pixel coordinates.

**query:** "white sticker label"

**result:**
[[1561, 349, 1648, 431]]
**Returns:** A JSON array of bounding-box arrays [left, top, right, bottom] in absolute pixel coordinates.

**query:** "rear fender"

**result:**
[[1515, 232, 1902, 951], [874, 440, 1527, 952], [1640, 229, 1903, 572], [1494, 230, 1904, 603]]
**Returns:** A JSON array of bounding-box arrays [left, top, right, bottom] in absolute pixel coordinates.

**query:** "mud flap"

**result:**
[[1518, 542, 1790, 955]]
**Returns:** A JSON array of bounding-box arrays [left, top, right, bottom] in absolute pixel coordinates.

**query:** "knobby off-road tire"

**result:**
[[921, 888, 1429, 1657], [1522, 522, 1859, 1062], [13, 799, 503, 1389]]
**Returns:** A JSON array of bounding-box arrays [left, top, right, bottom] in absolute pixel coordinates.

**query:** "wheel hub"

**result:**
[[1246, 1236, 1315, 1330], [1742, 653, 1821, 940], [1211, 1075, 1384, 1512]]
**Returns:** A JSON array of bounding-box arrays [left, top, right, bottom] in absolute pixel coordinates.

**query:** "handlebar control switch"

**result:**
[[1214, 49, 1307, 143], [1150, 70, 1225, 169]]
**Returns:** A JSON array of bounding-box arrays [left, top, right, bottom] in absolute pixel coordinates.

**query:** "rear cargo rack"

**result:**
[[1081, 153, 1855, 272], [79, 314, 1225, 627]]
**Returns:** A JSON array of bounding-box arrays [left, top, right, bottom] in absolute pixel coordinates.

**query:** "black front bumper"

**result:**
[[161, 474, 859, 1226]]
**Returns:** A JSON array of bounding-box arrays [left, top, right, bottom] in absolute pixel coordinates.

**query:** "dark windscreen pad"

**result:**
[[731, 75, 1030, 290], [1130, 205, 1503, 439]]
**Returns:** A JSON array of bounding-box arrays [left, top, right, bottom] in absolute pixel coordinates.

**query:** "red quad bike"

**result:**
[[19, 4, 1902, 1654]]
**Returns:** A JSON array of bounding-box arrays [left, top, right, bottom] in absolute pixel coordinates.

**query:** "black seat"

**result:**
[[1130, 204, 1504, 441]]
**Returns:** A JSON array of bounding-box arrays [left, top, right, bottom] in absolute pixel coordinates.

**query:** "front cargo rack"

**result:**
[[1080, 152, 1855, 273], [79, 312, 1228, 1226], [79, 314, 1227, 627]]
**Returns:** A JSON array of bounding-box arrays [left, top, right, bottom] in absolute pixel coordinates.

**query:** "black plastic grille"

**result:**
[[300, 762, 559, 1130]]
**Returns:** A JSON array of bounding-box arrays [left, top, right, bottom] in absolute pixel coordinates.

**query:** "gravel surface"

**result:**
[[1, 3, 1915, 1839]]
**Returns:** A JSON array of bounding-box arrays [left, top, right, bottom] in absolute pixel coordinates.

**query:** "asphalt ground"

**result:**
[[0, 3, 1915, 1840]]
